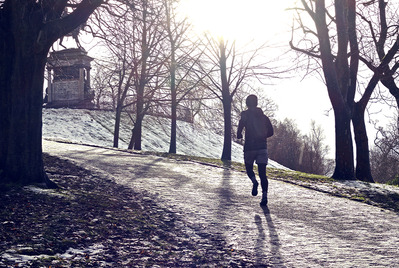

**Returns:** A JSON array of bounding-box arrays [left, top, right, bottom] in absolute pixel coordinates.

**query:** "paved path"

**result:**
[[43, 140, 399, 267]]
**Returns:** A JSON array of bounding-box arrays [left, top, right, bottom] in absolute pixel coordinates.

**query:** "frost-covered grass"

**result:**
[[266, 167, 399, 212], [42, 108, 399, 212], [42, 108, 287, 170]]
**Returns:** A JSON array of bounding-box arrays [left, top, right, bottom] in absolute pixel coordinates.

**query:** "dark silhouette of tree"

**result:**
[[291, 0, 358, 180], [0, 0, 103, 187], [353, 0, 399, 182], [290, 0, 399, 181]]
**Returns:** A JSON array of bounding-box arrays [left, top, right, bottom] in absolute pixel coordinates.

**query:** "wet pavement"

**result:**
[[43, 140, 399, 267]]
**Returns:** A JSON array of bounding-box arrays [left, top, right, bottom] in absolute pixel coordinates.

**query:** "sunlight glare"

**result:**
[[179, 0, 296, 42]]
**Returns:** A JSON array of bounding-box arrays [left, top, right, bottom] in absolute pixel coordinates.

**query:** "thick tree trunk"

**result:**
[[352, 74, 379, 182], [0, 24, 11, 178], [133, 118, 143, 150], [312, 0, 357, 180], [221, 97, 232, 161], [0, 49, 50, 186], [353, 103, 374, 182], [129, 88, 144, 150], [128, 124, 137, 150], [169, 53, 177, 154], [113, 104, 123, 148], [219, 39, 232, 161], [169, 99, 177, 154], [128, 119, 143, 151], [0, 0, 102, 187], [332, 108, 355, 180], [0, 8, 54, 187], [1, 56, 58, 188]]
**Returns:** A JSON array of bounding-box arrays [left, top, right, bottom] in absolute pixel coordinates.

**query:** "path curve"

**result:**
[[43, 140, 399, 267]]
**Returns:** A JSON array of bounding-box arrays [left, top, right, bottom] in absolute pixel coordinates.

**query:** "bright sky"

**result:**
[[179, 0, 296, 42], [177, 0, 336, 152], [177, 0, 349, 159], [62, 0, 390, 159]]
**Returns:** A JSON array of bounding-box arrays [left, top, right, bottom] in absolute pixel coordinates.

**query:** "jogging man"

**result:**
[[237, 95, 274, 206]]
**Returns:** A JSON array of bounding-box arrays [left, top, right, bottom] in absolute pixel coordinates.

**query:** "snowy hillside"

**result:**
[[42, 108, 287, 169]]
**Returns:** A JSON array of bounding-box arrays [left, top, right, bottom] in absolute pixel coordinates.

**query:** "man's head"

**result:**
[[246, 94, 258, 108]]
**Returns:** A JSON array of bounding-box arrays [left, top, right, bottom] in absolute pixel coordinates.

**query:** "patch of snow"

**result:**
[[2, 251, 50, 264], [23, 185, 74, 199], [42, 108, 288, 170], [373, 183, 399, 194], [1, 244, 107, 267], [335, 180, 399, 195], [58, 244, 105, 258]]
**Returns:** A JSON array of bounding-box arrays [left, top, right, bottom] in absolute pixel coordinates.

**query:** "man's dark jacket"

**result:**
[[237, 107, 274, 152]]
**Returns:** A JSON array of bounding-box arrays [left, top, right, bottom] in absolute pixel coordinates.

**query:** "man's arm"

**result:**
[[237, 114, 245, 139], [265, 116, 274, 138]]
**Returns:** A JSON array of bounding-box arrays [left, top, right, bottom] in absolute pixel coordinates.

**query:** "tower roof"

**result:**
[[47, 48, 93, 69]]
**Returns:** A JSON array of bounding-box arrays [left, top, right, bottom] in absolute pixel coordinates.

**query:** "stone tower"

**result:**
[[46, 48, 94, 108]]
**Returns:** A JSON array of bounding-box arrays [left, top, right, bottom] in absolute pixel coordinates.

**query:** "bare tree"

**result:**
[[91, 60, 119, 110], [91, 2, 138, 148], [126, 0, 169, 150], [353, 0, 399, 181], [91, 63, 110, 109], [291, 0, 358, 180], [91, 0, 168, 150], [268, 119, 302, 170], [0, 0, 103, 187], [290, 0, 399, 181], [162, 0, 205, 154], [300, 121, 331, 175], [268, 119, 331, 175], [370, 113, 399, 183], [199, 36, 276, 161]]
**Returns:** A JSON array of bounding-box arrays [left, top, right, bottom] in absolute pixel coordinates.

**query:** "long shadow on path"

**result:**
[[255, 206, 285, 267]]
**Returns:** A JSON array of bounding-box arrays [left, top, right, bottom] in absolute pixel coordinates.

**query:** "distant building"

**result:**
[[45, 48, 94, 108]]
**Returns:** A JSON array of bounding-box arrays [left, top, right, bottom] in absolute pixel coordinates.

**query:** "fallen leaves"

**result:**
[[0, 154, 250, 267]]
